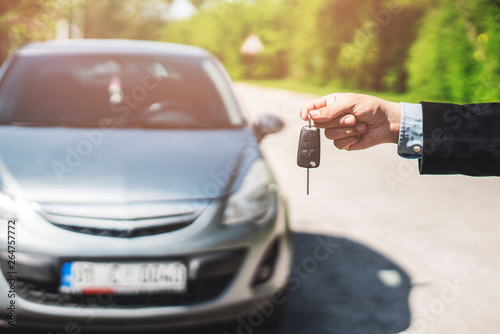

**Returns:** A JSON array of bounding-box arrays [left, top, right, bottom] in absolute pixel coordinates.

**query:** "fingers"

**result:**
[[299, 92, 371, 152], [324, 123, 367, 140], [315, 114, 357, 128], [299, 95, 331, 120], [309, 96, 353, 123], [333, 136, 362, 151], [299, 93, 346, 121]]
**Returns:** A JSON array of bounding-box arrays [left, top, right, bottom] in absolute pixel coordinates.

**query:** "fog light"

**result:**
[[255, 264, 273, 283], [252, 238, 280, 287]]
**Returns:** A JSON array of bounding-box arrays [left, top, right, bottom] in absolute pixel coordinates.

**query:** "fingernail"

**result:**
[[356, 123, 367, 132], [345, 116, 355, 125], [310, 110, 320, 117]]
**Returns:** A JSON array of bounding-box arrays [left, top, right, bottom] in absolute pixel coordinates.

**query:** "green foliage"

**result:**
[[0, 0, 64, 63], [159, 0, 498, 101], [160, 0, 291, 79], [84, 0, 169, 40], [159, 0, 426, 92], [0, 0, 498, 102], [407, 0, 500, 103]]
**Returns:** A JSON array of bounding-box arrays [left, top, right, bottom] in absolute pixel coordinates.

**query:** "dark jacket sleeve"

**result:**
[[419, 102, 500, 176]]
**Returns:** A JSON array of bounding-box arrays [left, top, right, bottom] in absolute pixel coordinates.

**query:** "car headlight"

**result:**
[[222, 159, 278, 226]]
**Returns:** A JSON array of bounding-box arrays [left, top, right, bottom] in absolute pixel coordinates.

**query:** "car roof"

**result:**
[[17, 39, 211, 59]]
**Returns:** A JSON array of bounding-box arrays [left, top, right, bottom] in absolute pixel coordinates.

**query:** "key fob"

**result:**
[[297, 125, 321, 168]]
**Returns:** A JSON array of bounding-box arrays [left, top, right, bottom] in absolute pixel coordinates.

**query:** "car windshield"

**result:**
[[0, 53, 244, 129]]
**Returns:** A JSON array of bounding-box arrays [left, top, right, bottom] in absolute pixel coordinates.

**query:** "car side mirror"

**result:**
[[254, 114, 285, 142]]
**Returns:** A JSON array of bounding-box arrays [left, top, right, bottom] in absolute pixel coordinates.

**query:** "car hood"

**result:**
[[0, 126, 258, 203]]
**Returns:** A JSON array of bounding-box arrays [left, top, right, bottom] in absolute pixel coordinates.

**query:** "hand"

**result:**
[[300, 93, 402, 151]]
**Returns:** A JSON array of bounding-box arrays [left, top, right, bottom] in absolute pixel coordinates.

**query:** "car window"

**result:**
[[0, 53, 244, 129]]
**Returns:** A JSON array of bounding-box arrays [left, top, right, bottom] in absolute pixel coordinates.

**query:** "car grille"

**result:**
[[51, 220, 194, 238], [15, 275, 234, 308], [34, 201, 208, 238], [8, 249, 247, 308]]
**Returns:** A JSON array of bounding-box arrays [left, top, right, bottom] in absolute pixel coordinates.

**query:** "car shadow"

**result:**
[[164, 232, 412, 334], [14, 232, 412, 334]]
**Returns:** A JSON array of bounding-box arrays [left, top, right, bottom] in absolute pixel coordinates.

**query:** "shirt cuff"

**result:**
[[398, 102, 423, 159]]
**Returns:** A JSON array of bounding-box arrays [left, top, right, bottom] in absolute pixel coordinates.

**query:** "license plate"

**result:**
[[60, 261, 187, 295]]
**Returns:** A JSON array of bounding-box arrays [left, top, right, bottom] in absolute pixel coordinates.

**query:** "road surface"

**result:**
[[236, 83, 500, 334]]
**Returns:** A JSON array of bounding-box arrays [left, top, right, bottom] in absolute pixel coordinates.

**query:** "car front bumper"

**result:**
[[0, 196, 292, 331]]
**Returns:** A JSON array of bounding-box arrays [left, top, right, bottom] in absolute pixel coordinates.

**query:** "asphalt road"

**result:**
[[13, 84, 500, 334], [235, 83, 500, 334]]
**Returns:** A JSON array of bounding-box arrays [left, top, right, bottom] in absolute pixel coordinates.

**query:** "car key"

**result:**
[[297, 113, 320, 195]]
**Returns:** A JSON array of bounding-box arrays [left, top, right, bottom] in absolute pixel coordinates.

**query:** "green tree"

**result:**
[[0, 0, 65, 64], [84, 0, 171, 40], [160, 0, 291, 79], [1, 0, 497, 103], [407, 0, 500, 103]]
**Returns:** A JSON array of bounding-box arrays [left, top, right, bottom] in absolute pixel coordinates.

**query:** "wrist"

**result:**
[[386, 101, 401, 144]]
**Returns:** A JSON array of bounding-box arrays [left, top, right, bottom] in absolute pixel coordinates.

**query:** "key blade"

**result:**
[[307, 168, 310, 195]]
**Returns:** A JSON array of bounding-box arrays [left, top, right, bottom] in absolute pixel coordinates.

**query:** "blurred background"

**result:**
[[1, 0, 499, 104], [2, 1, 500, 333]]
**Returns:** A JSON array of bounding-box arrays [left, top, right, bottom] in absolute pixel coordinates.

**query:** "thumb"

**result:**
[[309, 100, 351, 123]]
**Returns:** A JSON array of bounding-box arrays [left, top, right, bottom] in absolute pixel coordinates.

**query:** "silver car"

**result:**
[[0, 39, 291, 331]]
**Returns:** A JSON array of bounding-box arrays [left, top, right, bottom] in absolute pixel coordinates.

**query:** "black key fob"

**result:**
[[297, 125, 321, 168]]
